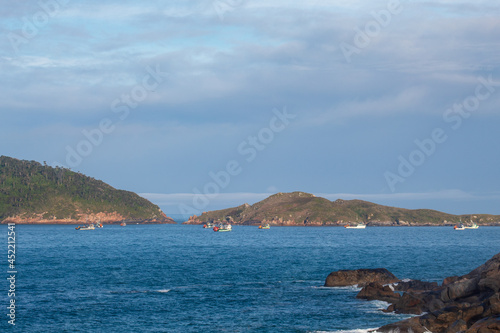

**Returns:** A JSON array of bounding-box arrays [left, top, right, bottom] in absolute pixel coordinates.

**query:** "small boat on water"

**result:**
[[454, 224, 465, 230], [259, 224, 270, 229], [203, 222, 214, 228], [75, 224, 95, 231], [120, 222, 127, 226], [344, 223, 366, 229], [213, 223, 232, 232]]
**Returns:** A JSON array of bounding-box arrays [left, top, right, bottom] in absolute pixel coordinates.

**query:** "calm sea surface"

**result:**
[[1, 224, 499, 332]]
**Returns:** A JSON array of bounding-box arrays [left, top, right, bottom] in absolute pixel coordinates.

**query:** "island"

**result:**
[[183, 191, 500, 227], [0, 156, 175, 224]]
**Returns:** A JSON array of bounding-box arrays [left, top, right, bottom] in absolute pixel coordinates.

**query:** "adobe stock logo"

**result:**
[[384, 75, 497, 192], [179, 107, 296, 215], [7, 0, 71, 53], [340, 0, 403, 63]]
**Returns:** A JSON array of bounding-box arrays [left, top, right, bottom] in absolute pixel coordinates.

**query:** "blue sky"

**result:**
[[1, 0, 500, 218]]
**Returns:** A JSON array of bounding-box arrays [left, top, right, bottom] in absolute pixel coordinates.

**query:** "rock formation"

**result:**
[[324, 268, 399, 287], [324, 253, 500, 332]]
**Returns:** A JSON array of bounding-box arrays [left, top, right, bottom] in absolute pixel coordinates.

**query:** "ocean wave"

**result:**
[[110, 289, 171, 294], [155, 289, 171, 293], [368, 300, 391, 309]]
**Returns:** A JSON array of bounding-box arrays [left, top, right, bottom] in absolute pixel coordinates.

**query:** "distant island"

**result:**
[[183, 191, 500, 227], [0, 156, 174, 224]]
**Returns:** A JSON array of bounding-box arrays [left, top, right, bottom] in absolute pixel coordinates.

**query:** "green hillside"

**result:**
[[0, 156, 173, 223], [184, 192, 500, 226]]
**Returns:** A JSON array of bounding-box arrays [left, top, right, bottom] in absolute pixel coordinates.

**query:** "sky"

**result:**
[[1, 0, 500, 219]]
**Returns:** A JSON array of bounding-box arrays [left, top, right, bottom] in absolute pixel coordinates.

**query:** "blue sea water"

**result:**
[[1, 224, 499, 332]]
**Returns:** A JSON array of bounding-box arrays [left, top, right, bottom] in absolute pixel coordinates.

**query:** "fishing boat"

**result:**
[[259, 224, 270, 229], [454, 224, 465, 230], [75, 224, 95, 231], [464, 222, 479, 229], [213, 223, 232, 232], [120, 222, 127, 226], [203, 222, 214, 228], [344, 223, 366, 229]]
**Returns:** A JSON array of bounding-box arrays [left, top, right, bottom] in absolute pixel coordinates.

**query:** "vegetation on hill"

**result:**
[[185, 192, 500, 226], [0, 156, 172, 223]]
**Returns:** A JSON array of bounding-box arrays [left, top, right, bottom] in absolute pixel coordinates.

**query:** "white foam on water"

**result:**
[[311, 285, 362, 292], [309, 329, 379, 333], [369, 300, 391, 308]]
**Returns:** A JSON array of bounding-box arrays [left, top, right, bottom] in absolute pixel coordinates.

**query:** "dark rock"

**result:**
[[419, 308, 468, 333], [462, 304, 484, 323], [466, 316, 500, 332], [391, 292, 428, 315], [379, 253, 500, 332], [425, 296, 446, 312], [479, 276, 500, 293], [440, 277, 481, 302], [324, 268, 398, 287], [483, 293, 500, 317], [395, 279, 439, 292], [444, 276, 461, 286], [328, 253, 500, 333], [377, 316, 428, 333], [356, 282, 401, 303], [446, 319, 467, 333]]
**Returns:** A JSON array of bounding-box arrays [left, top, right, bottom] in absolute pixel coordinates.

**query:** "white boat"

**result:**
[[213, 223, 232, 232], [75, 224, 95, 231], [454, 224, 465, 230], [464, 222, 479, 229], [344, 223, 366, 229]]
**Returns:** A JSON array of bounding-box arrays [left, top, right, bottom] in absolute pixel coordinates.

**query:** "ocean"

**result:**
[[2, 224, 499, 332]]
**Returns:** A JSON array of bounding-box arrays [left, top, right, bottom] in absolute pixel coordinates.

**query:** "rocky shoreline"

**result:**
[[1, 212, 176, 224], [324, 253, 500, 332], [184, 219, 500, 227]]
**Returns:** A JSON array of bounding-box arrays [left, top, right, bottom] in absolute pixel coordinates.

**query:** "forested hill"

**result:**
[[0, 156, 174, 224]]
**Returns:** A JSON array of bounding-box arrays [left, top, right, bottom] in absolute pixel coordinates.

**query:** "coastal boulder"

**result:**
[[375, 252, 500, 332], [466, 316, 500, 332], [390, 291, 430, 314], [376, 316, 428, 333], [356, 282, 401, 303], [479, 276, 500, 293], [324, 268, 398, 287], [441, 277, 481, 302]]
